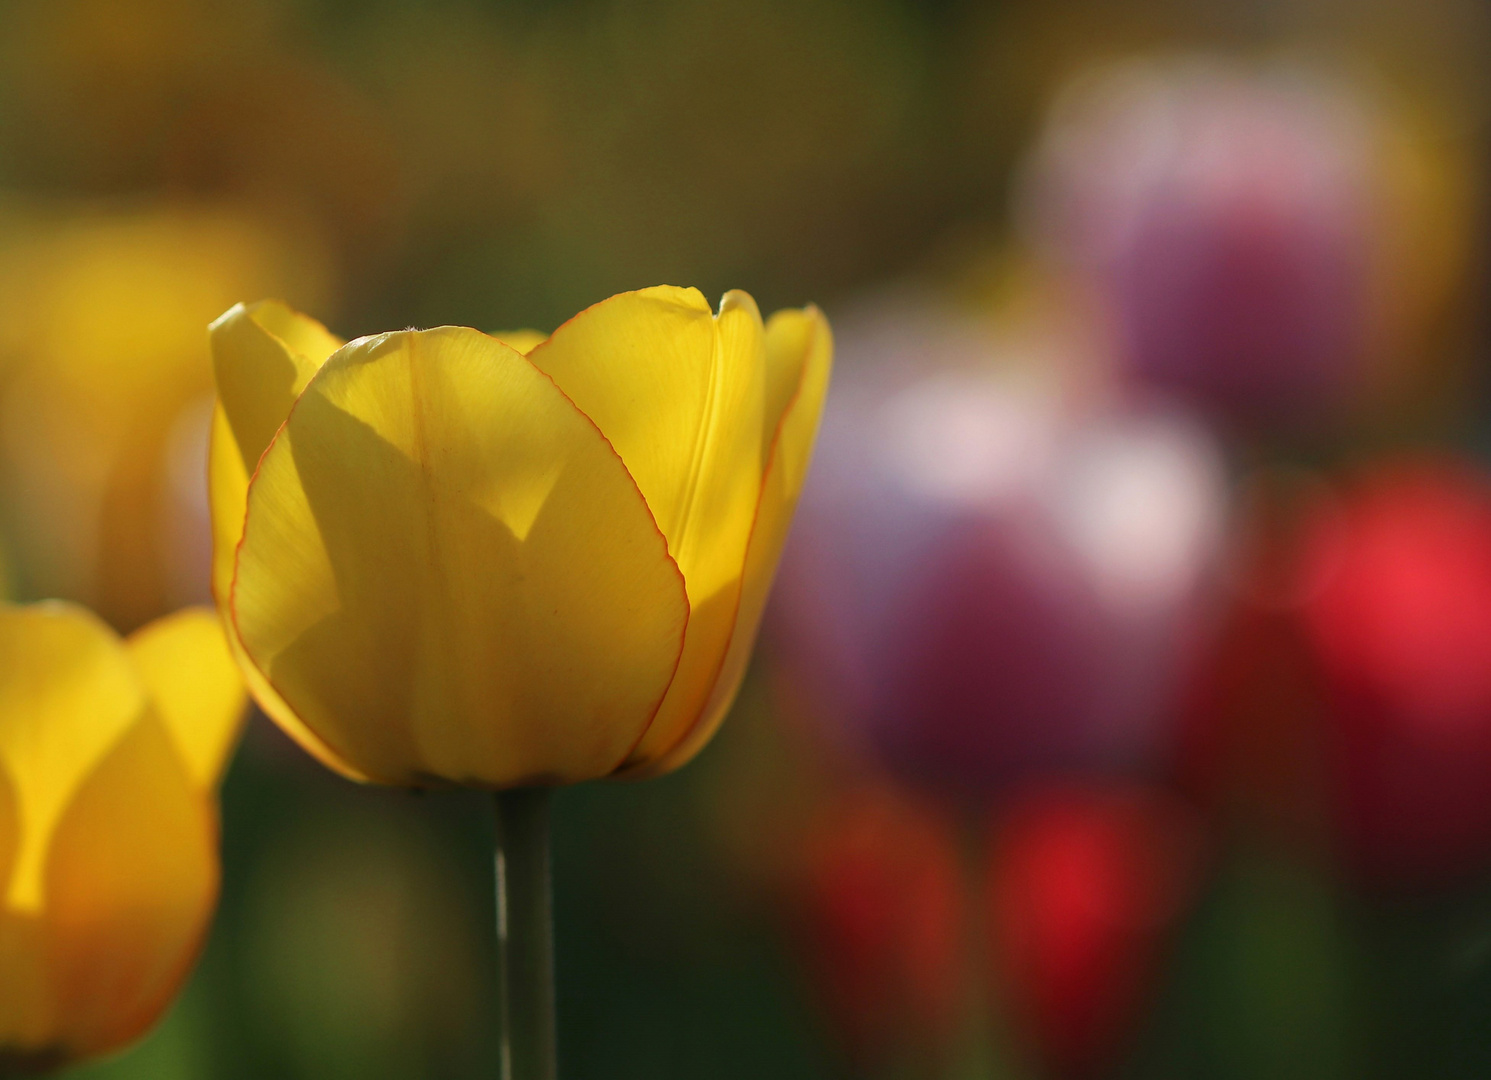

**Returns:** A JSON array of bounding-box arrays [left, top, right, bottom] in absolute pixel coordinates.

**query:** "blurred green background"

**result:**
[[0, 0, 1488, 1077]]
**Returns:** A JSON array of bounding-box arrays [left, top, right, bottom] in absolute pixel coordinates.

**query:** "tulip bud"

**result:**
[[987, 785, 1204, 1078], [0, 207, 330, 631], [1183, 460, 1491, 889], [0, 603, 245, 1069], [1300, 460, 1491, 888], [772, 305, 1227, 799], [206, 288, 830, 788], [1020, 58, 1402, 430], [796, 787, 965, 1072]]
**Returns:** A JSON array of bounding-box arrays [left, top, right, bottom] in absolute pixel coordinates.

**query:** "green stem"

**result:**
[[495, 787, 557, 1080]]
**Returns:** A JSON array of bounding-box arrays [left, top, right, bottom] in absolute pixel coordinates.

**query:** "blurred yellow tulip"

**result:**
[[0, 603, 246, 1070], [208, 286, 830, 788], [0, 204, 333, 631]]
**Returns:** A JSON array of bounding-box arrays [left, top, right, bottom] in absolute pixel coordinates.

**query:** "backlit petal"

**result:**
[[527, 288, 768, 766], [233, 327, 689, 786], [209, 300, 343, 477], [126, 608, 248, 790], [208, 406, 369, 782], [0, 603, 152, 1060], [45, 715, 216, 1059], [0, 768, 37, 1057], [0, 765, 14, 913], [0, 603, 146, 916], [638, 306, 833, 775]]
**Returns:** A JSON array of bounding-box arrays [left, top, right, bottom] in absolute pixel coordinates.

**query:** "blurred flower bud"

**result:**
[[1174, 469, 1340, 855], [987, 784, 1205, 1079], [795, 786, 965, 1073], [0, 204, 332, 631], [1184, 459, 1491, 890], [1019, 57, 1468, 432], [0, 603, 245, 1070], [1300, 460, 1491, 888], [772, 303, 1229, 800]]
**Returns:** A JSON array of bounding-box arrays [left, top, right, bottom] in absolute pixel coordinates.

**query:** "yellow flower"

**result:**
[[0, 204, 332, 631], [208, 287, 831, 788], [0, 603, 246, 1069]]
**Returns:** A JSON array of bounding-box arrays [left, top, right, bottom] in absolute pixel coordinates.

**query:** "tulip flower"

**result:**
[[0, 602, 245, 1072], [797, 787, 965, 1074], [1184, 461, 1491, 889], [1174, 471, 1341, 854], [207, 286, 830, 1078], [772, 304, 1226, 800], [1019, 57, 1454, 432], [1300, 461, 1491, 888], [988, 785, 1204, 1079], [0, 206, 331, 631]]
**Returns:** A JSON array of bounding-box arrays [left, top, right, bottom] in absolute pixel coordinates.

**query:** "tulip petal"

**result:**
[[527, 287, 768, 765], [209, 406, 370, 782], [207, 301, 366, 778], [636, 306, 833, 775], [0, 604, 147, 916], [0, 768, 36, 1058], [0, 765, 14, 912], [45, 714, 216, 1058], [209, 300, 344, 476], [125, 608, 248, 791], [0, 603, 157, 1060], [233, 327, 689, 786]]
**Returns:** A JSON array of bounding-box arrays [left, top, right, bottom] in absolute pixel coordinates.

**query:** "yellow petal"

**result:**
[[0, 603, 146, 915], [209, 300, 344, 476], [636, 305, 833, 776], [125, 608, 248, 790], [45, 714, 216, 1059], [0, 602, 155, 1060], [233, 327, 689, 786], [207, 299, 357, 780], [207, 404, 246, 615], [527, 288, 768, 766], [209, 405, 370, 782], [489, 329, 548, 354], [0, 769, 39, 1056], [0, 763, 14, 912]]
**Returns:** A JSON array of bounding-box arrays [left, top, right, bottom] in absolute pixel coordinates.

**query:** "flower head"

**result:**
[[208, 287, 830, 787], [0, 603, 245, 1068], [772, 304, 1226, 798]]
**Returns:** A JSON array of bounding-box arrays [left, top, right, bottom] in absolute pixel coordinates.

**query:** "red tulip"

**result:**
[[1301, 460, 1491, 888], [797, 787, 966, 1070], [1173, 471, 1338, 852], [988, 785, 1204, 1078], [1180, 460, 1491, 889]]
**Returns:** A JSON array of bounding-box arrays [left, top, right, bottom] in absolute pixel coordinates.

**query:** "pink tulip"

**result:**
[[1021, 59, 1380, 429], [772, 303, 1228, 799]]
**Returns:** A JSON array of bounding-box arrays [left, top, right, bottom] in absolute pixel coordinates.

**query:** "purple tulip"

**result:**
[[1019, 59, 1378, 429], [771, 301, 1229, 799]]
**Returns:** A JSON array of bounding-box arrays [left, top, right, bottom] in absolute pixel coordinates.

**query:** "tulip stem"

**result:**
[[495, 787, 558, 1080]]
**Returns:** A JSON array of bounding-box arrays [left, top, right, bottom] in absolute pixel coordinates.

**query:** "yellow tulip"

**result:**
[[0, 204, 333, 631], [208, 287, 831, 788], [0, 603, 246, 1069]]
